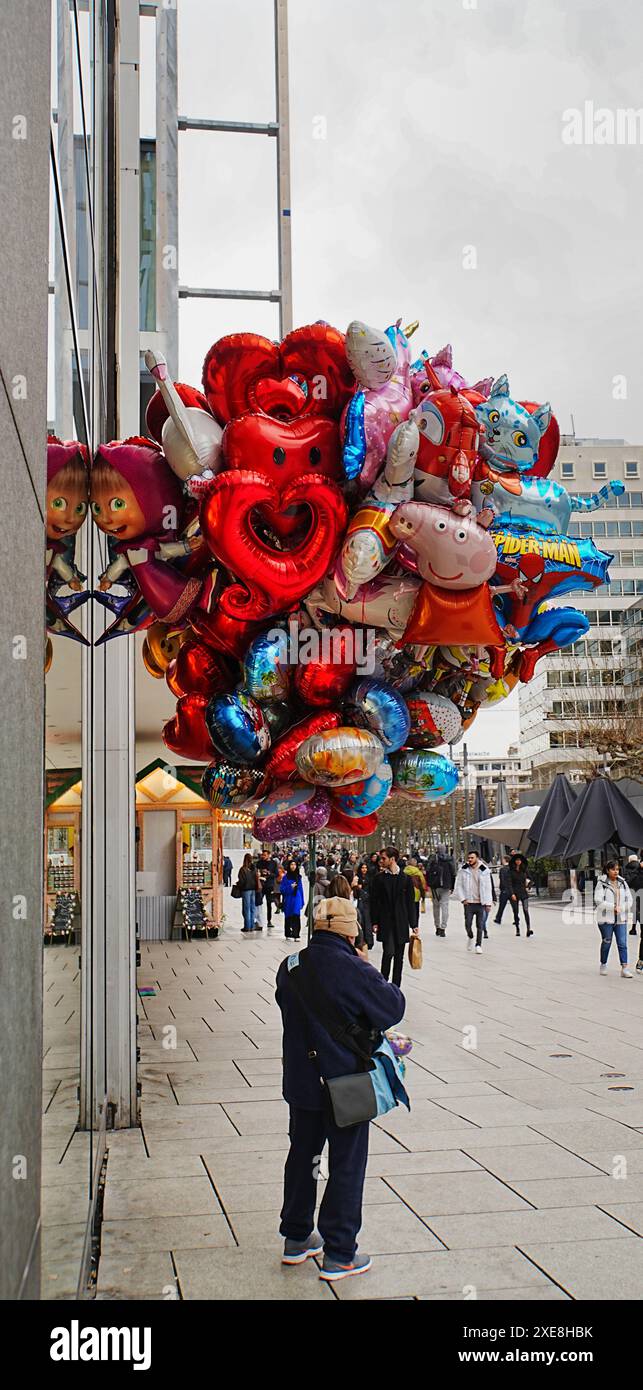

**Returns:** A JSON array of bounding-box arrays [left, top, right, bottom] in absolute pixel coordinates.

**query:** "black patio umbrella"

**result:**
[[470, 784, 491, 861], [552, 776, 643, 860], [495, 778, 512, 818], [527, 773, 578, 859]]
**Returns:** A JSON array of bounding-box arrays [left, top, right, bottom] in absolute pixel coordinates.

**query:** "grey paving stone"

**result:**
[[509, 1174, 642, 1208], [172, 1247, 334, 1300], [461, 1143, 603, 1181], [584, 1150, 643, 1176], [366, 1150, 481, 1178], [100, 1215, 235, 1256], [331, 1247, 550, 1300], [515, 1237, 643, 1299], [358, 1203, 443, 1254], [385, 1170, 531, 1217], [103, 1176, 221, 1221], [96, 1251, 177, 1301], [594, 1202, 643, 1235], [425, 1204, 630, 1249]]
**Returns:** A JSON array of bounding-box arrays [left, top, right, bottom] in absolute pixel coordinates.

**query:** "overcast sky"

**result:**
[[144, 0, 643, 754]]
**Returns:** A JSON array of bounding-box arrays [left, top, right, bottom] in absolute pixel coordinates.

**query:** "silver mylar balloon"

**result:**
[[243, 629, 291, 703], [295, 727, 384, 787]]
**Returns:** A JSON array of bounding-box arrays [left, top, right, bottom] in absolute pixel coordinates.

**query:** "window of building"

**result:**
[[625, 461, 640, 478], [598, 639, 613, 653], [630, 491, 643, 507], [623, 579, 636, 595], [606, 523, 619, 537], [580, 522, 593, 537], [561, 670, 576, 685], [619, 521, 632, 537], [633, 522, 643, 537], [593, 521, 606, 537], [610, 581, 623, 595], [620, 550, 634, 566], [547, 671, 561, 687], [637, 580, 643, 595], [598, 611, 612, 626], [593, 461, 607, 478], [549, 733, 563, 748], [561, 461, 575, 479]]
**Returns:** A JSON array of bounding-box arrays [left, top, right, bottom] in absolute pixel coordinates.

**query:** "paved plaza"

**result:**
[[83, 897, 643, 1299]]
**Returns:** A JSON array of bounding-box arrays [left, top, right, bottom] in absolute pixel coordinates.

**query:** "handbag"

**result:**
[[408, 934, 423, 970], [230, 883, 242, 899], [286, 949, 409, 1128]]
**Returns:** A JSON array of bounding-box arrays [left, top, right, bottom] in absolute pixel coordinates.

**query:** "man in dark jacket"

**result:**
[[426, 844, 456, 937], [494, 856, 513, 925], [275, 914, 404, 1281], [624, 854, 642, 937], [370, 846, 417, 986], [508, 853, 533, 937]]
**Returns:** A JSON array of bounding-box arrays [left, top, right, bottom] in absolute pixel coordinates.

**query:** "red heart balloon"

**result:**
[[174, 640, 236, 697], [263, 710, 341, 784], [202, 325, 354, 424], [521, 402, 560, 478], [294, 625, 357, 707], [326, 806, 379, 836], [200, 470, 348, 621], [162, 694, 215, 762], [189, 603, 265, 660], [223, 414, 343, 539]]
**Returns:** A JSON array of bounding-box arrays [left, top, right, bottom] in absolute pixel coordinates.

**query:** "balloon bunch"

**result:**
[[64, 316, 623, 842]]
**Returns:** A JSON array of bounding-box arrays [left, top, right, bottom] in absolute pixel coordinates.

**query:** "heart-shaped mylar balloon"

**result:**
[[162, 693, 214, 762], [174, 640, 236, 698], [200, 470, 348, 621], [294, 625, 357, 707]]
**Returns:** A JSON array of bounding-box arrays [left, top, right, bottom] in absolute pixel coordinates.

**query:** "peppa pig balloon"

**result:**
[[389, 502, 498, 588]]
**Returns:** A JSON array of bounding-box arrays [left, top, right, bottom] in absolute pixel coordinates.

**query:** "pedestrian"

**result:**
[[595, 860, 633, 978], [426, 843, 456, 937], [493, 857, 513, 925], [370, 846, 418, 987], [222, 854, 233, 888], [236, 853, 260, 934], [311, 866, 329, 908], [256, 847, 278, 930], [624, 854, 642, 937], [508, 853, 533, 937], [275, 872, 404, 1281], [453, 849, 493, 954], [353, 861, 373, 948], [281, 859, 305, 941], [403, 855, 427, 931]]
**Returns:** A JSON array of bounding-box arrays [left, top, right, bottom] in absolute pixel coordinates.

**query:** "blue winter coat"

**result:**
[[275, 931, 405, 1109], [281, 872, 304, 916]]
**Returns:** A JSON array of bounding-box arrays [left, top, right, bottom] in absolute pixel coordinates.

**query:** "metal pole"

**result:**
[[274, 0, 292, 336], [463, 742, 471, 855], [307, 832, 316, 942], [449, 742, 457, 856]]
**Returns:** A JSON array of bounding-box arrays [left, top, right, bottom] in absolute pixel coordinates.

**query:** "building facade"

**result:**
[[519, 439, 643, 785], [453, 744, 532, 802]]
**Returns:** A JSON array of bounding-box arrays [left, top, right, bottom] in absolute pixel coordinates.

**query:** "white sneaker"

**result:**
[[621, 967, 633, 978], [467, 940, 473, 952], [599, 964, 608, 975], [475, 945, 483, 955]]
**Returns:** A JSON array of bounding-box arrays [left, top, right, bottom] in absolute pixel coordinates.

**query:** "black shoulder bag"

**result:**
[[286, 949, 379, 1128]]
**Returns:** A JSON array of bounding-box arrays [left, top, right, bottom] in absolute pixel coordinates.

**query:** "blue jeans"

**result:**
[[241, 890, 255, 931], [599, 920, 628, 965]]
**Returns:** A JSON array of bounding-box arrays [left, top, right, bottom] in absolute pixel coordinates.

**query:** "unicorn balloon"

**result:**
[[341, 320, 416, 488]]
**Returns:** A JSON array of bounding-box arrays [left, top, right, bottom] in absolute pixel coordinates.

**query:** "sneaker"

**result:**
[[282, 1231, 323, 1265], [599, 964, 608, 975], [629, 928, 638, 936], [526, 930, 534, 938], [621, 967, 633, 978], [319, 1251, 372, 1282], [636, 962, 643, 973], [475, 945, 483, 954]]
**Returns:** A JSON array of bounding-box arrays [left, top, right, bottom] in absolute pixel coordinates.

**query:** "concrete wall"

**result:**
[[0, 0, 51, 1300]]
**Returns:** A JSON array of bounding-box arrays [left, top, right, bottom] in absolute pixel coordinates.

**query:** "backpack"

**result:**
[[427, 860, 442, 890]]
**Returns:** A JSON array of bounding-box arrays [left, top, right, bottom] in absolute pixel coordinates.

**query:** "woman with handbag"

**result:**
[[235, 854, 260, 934], [370, 846, 418, 986], [275, 874, 405, 1282]]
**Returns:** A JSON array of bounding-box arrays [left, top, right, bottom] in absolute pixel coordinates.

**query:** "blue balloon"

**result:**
[[393, 749, 458, 802], [491, 525, 613, 607], [205, 692, 271, 766], [480, 476, 625, 536], [243, 629, 291, 702], [202, 761, 264, 809], [334, 759, 393, 818], [345, 678, 411, 752]]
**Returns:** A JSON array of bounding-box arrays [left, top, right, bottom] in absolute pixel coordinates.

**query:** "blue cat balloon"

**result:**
[[478, 475, 625, 536], [476, 375, 551, 473]]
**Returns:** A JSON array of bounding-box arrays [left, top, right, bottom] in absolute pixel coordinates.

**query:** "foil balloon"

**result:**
[[389, 501, 498, 588], [253, 783, 332, 842], [200, 470, 348, 620], [263, 710, 341, 784], [475, 376, 551, 474], [477, 474, 624, 536], [345, 678, 411, 752], [334, 418, 418, 600], [144, 350, 223, 483], [165, 660, 186, 699], [261, 700, 294, 741], [202, 760, 264, 809], [296, 727, 384, 788], [190, 600, 264, 661], [393, 749, 459, 802], [331, 758, 393, 817], [202, 324, 354, 426], [410, 362, 487, 510], [243, 628, 292, 702], [174, 640, 235, 697], [325, 806, 379, 836], [405, 691, 463, 748], [141, 621, 186, 678], [46, 436, 90, 645], [402, 581, 506, 649], [305, 572, 421, 643], [341, 321, 415, 487], [294, 624, 357, 706], [205, 691, 271, 765], [518, 401, 560, 478], [162, 694, 214, 762]]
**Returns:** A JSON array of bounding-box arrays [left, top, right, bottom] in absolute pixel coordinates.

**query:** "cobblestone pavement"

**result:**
[[96, 897, 643, 1301]]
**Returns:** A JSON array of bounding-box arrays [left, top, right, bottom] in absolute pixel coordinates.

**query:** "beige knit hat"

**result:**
[[313, 895, 359, 939]]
